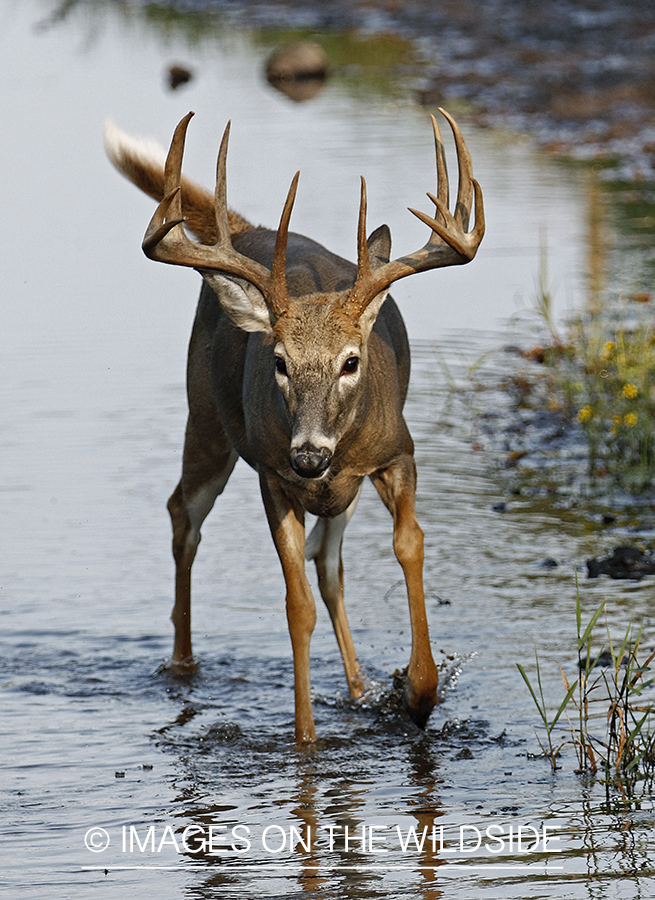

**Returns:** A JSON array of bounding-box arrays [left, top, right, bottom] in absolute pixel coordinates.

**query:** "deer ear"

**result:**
[[357, 288, 390, 340], [200, 271, 274, 334], [353, 227, 392, 339], [367, 224, 391, 270]]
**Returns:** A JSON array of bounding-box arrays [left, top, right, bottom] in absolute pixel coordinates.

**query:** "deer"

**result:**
[[105, 108, 484, 742]]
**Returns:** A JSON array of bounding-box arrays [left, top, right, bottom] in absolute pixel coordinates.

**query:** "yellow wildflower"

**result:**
[[612, 415, 623, 426], [599, 341, 615, 360], [624, 412, 638, 427], [623, 383, 638, 399], [577, 406, 593, 422]]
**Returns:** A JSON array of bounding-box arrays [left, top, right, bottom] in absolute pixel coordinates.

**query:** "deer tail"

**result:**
[[103, 119, 253, 244]]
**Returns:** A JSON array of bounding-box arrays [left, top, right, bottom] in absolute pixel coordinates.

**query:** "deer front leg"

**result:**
[[259, 473, 317, 742], [305, 486, 365, 698], [167, 481, 196, 665], [371, 456, 438, 727]]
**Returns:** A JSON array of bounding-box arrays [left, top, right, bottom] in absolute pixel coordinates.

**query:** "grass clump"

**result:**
[[518, 580, 655, 794], [502, 229, 655, 495]]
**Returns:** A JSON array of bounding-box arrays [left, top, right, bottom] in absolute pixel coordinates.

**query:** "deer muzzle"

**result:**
[[290, 444, 332, 479]]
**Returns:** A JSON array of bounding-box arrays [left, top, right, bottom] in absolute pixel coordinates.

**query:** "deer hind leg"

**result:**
[[167, 422, 238, 668], [305, 486, 365, 698], [259, 473, 317, 742], [371, 456, 438, 728]]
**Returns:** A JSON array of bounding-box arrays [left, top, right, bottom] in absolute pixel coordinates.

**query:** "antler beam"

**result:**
[[346, 108, 485, 316], [142, 111, 298, 318]]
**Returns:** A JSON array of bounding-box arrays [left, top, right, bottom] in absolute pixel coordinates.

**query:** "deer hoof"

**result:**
[[404, 690, 437, 729], [394, 667, 438, 729]]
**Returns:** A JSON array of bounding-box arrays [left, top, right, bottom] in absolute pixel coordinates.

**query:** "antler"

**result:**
[[142, 112, 298, 319], [346, 108, 485, 317]]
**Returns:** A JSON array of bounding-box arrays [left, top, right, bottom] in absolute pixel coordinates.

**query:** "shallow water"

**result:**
[[1, 3, 654, 898]]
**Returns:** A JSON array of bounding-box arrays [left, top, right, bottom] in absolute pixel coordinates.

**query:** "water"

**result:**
[[1, 2, 654, 898]]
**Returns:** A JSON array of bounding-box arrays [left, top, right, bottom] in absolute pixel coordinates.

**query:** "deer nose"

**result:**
[[290, 444, 332, 478]]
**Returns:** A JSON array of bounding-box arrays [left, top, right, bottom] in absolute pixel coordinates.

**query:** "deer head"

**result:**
[[143, 110, 484, 479]]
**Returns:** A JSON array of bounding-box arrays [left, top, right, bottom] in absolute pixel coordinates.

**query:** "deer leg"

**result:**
[[259, 473, 317, 742], [305, 487, 365, 698], [371, 456, 438, 728], [168, 422, 238, 668]]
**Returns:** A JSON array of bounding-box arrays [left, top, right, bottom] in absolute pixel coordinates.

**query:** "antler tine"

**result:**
[[164, 111, 194, 212], [430, 113, 449, 223], [356, 176, 371, 280], [346, 110, 485, 317], [438, 107, 473, 232], [214, 121, 233, 250], [346, 177, 380, 314], [143, 111, 194, 254], [269, 171, 300, 317], [471, 176, 485, 244]]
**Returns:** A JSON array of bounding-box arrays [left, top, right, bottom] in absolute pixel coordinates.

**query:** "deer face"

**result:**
[[199, 272, 390, 480], [272, 295, 371, 479]]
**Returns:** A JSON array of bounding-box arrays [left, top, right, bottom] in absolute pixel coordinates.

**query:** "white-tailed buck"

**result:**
[[105, 109, 484, 741]]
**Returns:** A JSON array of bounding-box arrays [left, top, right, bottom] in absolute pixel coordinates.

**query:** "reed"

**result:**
[[518, 579, 655, 792]]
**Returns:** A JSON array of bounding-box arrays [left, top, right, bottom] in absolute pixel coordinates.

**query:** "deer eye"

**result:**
[[275, 356, 287, 376], [341, 356, 359, 376]]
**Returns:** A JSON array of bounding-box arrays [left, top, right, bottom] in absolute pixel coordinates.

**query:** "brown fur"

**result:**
[[103, 117, 480, 742]]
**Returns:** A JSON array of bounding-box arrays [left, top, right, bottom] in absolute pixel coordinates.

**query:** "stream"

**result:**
[[1, 2, 654, 898]]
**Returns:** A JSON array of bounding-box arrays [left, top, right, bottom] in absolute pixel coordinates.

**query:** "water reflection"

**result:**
[[156, 716, 451, 898], [3, 2, 606, 357]]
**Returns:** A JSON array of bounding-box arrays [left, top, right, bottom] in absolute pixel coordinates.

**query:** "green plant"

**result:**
[[518, 581, 655, 792], [533, 228, 563, 350], [571, 323, 655, 491], [508, 238, 655, 494], [517, 652, 576, 772]]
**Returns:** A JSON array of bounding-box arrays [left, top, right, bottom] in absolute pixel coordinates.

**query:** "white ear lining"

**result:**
[[199, 271, 274, 334]]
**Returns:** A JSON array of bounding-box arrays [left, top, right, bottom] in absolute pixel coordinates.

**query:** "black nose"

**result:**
[[290, 444, 332, 478]]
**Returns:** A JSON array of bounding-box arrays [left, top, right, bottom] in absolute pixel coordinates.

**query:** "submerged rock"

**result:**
[[166, 64, 193, 91], [587, 544, 655, 580], [579, 648, 621, 670], [266, 41, 328, 101]]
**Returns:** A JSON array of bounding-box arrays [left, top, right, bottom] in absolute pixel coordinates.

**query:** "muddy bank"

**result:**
[[40, 0, 655, 178], [143, 0, 655, 180]]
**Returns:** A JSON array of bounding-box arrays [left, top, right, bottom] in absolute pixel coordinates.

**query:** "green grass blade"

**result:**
[[550, 681, 578, 730], [578, 600, 607, 652], [517, 663, 549, 730]]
